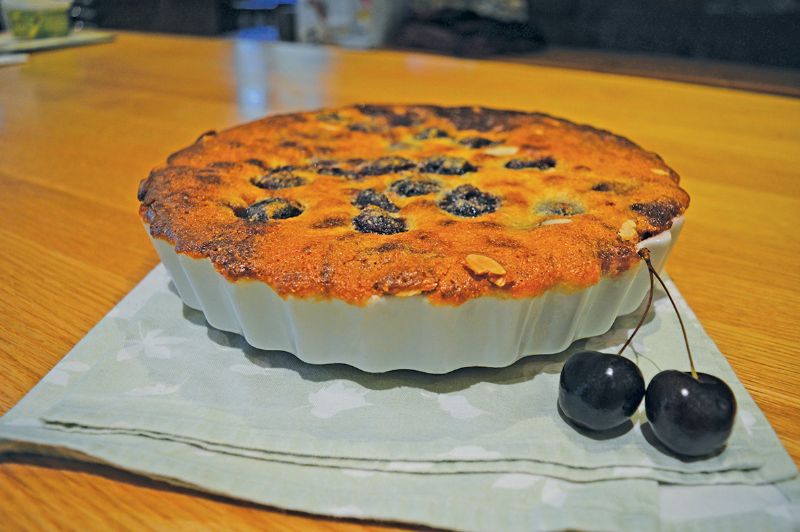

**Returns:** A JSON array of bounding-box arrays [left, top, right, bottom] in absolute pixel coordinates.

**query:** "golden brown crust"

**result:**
[[138, 105, 689, 305]]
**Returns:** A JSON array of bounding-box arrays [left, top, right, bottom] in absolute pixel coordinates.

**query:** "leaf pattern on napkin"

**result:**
[[541, 478, 568, 507], [436, 394, 486, 419], [125, 382, 183, 396], [740, 410, 757, 436], [42, 361, 90, 387], [117, 323, 185, 361], [308, 381, 370, 419]]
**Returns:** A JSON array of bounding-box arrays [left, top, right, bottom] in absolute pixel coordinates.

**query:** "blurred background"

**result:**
[[1, 0, 797, 65], [1, 0, 798, 96]]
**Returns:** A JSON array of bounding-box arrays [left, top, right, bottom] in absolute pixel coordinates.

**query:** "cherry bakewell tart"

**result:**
[[138, 105, 689, 373]]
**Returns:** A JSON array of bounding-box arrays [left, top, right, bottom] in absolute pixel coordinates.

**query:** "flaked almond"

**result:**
[[539, 218, 572, 226], [618, 219, 638, 241], [466, 253, 506, 276], [484, 145, 519, 156], [490, 276, 507, 287], [196, 130, 217, 142], [394, 289, 421, 297], [650, 168, 669, 176]]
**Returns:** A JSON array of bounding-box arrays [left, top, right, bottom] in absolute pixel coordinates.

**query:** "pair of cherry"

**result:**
[[558, 249, 737, 458]]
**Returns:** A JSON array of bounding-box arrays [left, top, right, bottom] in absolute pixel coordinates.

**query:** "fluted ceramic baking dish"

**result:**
[[145, 217, 683, 373]]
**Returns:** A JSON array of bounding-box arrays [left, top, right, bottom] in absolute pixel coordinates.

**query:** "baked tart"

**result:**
[[138, 105, 688, 372]]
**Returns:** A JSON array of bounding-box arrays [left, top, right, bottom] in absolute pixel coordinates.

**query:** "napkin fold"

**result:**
[[1, 265, 798, 531]]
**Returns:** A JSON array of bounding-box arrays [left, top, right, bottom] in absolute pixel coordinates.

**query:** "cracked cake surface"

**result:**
[[138, 104, 689, 305]]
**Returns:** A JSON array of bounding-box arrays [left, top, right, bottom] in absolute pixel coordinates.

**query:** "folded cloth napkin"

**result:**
[[1, 265, 798, 531], [24, 269, 791, 482]]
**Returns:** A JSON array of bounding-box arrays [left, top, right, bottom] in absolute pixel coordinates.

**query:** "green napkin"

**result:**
[[1, 265, 797, 531], [30, 269, 789, 482]]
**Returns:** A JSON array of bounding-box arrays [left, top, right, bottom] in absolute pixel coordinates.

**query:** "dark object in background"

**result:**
[[70, 0, 293, 40], [71, 0, 237, 35], [53, 0, 800, 69], [526, 0, 800, 68], [230, 1, 295, 41], [393, 9, 545, 57]]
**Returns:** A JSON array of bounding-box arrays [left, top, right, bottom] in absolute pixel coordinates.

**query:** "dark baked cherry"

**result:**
[[208, 161, 237, 169], [630, 199, 682, 229], [593, 181, 634, 195], [419, 156, 478, 175], [312, 159, 362, 180], [459, 136, 494, 148], [353, 206, 407, 235], [316, 111, 342, 122], [353, 188, 399, 212], [245, 158, 268, 170], [505, 157, 557, 170], [243, 198, 303, 222], [389, 142, 412, 151], [357, 157, 416, 176], [559, 351, 645, 431], [354, 105, 420, 127], [536, 200, 585, 217], [251, 168, 307, 189], [438, 184, 499, 217], [348, 123, 379, 133], [645, 371, 737, 457], [415, 127, 449, 140], [433, 105, 523, 132], [390, 177, 441, 197], [312, 216, 347, 229]]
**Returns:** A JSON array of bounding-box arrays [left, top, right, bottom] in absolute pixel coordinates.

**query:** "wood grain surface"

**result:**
[[1, 32, 798, 530]]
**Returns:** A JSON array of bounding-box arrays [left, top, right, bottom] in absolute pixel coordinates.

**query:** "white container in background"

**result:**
[[295, 0, 408, 48]]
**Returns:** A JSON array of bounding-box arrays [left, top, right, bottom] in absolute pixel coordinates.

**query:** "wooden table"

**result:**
[[1, 32, 798, 530]]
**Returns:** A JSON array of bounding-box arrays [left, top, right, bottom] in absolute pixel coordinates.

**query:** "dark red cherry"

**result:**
[[645, 370, 737, 457], [558, 351, 645, 431]]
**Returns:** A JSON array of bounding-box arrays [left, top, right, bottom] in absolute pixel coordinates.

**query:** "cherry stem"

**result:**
[[640, 249, 699, 381], [616, 249, 654, 357]]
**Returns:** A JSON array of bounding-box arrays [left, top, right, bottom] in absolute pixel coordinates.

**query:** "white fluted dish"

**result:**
[[147, 217, 683, 373]]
